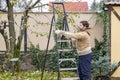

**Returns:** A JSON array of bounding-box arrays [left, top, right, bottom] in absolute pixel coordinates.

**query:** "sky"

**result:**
[[39, 0, 101, 12]]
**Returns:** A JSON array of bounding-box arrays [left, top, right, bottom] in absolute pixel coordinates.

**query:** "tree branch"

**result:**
[[28, 0, 41, 10], [0, 9, 8, 13], [0, 21, 9, 53], [32, 4, 48, 9]]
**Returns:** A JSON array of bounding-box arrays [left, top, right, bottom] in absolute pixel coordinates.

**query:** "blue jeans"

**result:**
[[78, 53, 93, 80]]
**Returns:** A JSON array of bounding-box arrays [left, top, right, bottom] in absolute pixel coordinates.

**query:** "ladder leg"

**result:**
[[40, 16, 54, 80]]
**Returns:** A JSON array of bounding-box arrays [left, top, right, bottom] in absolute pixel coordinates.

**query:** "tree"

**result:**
[[0, 0, 42, 72]]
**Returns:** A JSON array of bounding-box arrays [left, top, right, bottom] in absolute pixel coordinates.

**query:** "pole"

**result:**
[[24, 27, 27, 53]]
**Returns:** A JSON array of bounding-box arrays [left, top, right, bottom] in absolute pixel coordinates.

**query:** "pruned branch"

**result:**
[[0, 9, 8, 12]]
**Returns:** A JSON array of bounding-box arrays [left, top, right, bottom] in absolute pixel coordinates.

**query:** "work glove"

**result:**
[[55, 30, 62, 34]]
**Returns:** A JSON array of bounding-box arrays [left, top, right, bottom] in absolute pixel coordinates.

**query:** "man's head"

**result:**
[[79, 21, 89, 31]]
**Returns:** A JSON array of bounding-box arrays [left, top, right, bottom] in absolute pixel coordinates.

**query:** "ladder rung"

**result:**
[[61, 77, 79, 80], [58, 49, 73, 52], [57, 22, 63, 24], [60, 68, 77, 71], [47, 52, 56, 54], [57, 40, 71, 42], [59, 58, 75, 62], [59, 58, 76, 64]]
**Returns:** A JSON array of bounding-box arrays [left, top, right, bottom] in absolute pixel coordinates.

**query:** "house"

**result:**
[[49, 2, 88, 12], [104, 2, 120, 78]]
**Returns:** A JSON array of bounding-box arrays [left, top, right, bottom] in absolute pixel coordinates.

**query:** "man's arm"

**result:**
[[55, 30, 85, 39]]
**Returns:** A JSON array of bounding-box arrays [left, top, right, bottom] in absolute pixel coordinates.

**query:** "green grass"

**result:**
[[0, 70, 77, 80]]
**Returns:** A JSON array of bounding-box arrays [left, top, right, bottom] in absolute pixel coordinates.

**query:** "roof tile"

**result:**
[[49, 2, 88, 12]]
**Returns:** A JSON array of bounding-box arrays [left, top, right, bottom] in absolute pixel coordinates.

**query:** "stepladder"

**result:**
[[56, 37, 79, 80], [51, 2, 79, 80]]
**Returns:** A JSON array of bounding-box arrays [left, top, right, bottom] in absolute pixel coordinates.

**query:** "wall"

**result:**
[[0, 12, 104, 51], [110, 6, 120, 77]]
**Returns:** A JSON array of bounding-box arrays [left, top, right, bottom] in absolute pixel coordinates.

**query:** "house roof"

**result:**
[[105, 2, 120, 6], [49, 2, 88, 12]]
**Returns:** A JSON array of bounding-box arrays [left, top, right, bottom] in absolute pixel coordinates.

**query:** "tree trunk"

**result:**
[[5, 0, 41, 72], [6, 0, 19, 72], [6, 0, 15, 54]]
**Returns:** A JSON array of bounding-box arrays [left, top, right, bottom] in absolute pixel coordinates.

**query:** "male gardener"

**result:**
[[55, 20, 93, 80]]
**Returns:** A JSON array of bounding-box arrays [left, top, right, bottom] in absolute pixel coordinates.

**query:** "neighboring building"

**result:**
[[104, 2, 120, 78], [49, 2, 88, 12]]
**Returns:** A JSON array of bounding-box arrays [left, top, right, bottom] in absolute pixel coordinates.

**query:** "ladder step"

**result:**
[[59, 58, 75, 62], [60, 77, 79, 80], [58, 49, 73, 52], [59, 58, 76, 64], [60, 68, 77, 71], [57, 40, 71, 43], [57, 22, 63, 24]]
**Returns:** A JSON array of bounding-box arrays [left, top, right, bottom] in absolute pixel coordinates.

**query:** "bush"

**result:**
[[28, 44, 45, 70]]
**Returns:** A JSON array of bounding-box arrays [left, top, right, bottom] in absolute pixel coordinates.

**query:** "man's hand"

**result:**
[[55, 30, 62, 34]]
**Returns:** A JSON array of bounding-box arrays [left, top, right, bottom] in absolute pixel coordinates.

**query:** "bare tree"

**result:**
[[0, 0, 42, 72]]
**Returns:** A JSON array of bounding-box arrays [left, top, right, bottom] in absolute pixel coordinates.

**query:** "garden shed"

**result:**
[[105, 2, 120, 77]]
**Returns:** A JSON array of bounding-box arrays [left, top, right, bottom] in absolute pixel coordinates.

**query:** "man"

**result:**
[[55, 20, 93, 80]]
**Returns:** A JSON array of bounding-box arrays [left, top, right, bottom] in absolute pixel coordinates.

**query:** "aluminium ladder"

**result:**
[[52, 2, 79, 80]]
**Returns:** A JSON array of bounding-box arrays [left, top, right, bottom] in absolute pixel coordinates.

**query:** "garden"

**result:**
[[0, 0, 120, 80]]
